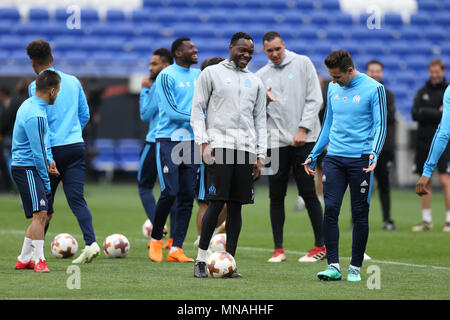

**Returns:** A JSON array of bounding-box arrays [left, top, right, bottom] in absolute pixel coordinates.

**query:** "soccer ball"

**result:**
[[207, 251, 236, 278], [51, 233, 78, 258], [142, 219, 168, 238], [209, 233, 226, 252], [103, 234, 130, 258]]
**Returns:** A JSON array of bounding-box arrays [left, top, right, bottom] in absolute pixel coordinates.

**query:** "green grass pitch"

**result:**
[[0, 183, 449, 300]]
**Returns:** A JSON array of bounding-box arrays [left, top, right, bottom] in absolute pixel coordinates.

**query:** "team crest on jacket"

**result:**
[[352, 95, 361, 104], [288, 72, 295, 79], [244, 79, 252, 87]]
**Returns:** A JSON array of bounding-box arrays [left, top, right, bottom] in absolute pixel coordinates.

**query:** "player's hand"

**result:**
[[292, 128, 307, 147], [416, 176, 431, 196], [252, 158, 264, 181], [302, 157, 315, 176], [201, 143, 215, 165], [141, 76, 152, 88], [266, 87, 278, 103], [363, 154, 377, 173], [47, 160, 60, 177]]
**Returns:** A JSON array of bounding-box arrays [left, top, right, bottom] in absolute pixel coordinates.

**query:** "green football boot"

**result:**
[[317, 265, 342, 281], [346, 266, 361, 282]]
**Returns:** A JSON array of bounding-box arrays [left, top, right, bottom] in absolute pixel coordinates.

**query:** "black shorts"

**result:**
[[414, 143, 450, 175], [11, 166, 49, 218], [204, 149, 256, 204]]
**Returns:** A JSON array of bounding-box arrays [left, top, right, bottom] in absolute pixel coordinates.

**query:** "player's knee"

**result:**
[[33, 210, 48, 225]]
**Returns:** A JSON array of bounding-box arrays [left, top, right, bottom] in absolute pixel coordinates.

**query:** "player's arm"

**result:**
[[296, 58, 323, 140], [77, 80, 90, 129], [422, 87, 450, 178], [24, 116, 51, 192], [191, 70, 212, 146], [157, 73, 191, 122], [369, 85, 387, 165], [140, 86, 158, 122], [303, 88, 333, 172], [252, 81, 268, 180]]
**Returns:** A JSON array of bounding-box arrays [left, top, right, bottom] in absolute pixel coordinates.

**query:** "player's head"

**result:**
[[35, 70, 60, 105], [428, 58, 445, 85], [366, 60, 384, 83], [200, 57, 225, 71], [171, 37, 198, 67], [150, 48, 173, 80], [325, 50, 356, 87], [229, 32, 254, 68], [26, 40, 54, 74], [262, 31, 285, 66]]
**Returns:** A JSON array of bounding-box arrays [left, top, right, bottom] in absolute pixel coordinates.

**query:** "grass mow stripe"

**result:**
[[3, 228, 450, 272]]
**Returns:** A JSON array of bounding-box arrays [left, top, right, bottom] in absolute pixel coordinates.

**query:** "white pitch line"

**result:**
[[2, 229, 450, 271]]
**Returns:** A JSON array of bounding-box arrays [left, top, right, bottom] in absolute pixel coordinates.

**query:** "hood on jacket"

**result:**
[[221, 59, 250, 73]]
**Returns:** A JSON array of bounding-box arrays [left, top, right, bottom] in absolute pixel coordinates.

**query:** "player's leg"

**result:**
[[346, 155, 374, 281], [138, 142, 158, 223], [267, 147, 290, 262], [439, 172, 450, 231], [413, 144, 433, 231], [44, 160, 62, 236], [150, 141, 179, 261], [195, 148, 233, 277], [293, 144, 326, 262], [57, 144, 99, 263], [12, 166, 50, 272], [167, 157, 198, 262], [317, 156, 347, 281], [374, 152, 397, 230]]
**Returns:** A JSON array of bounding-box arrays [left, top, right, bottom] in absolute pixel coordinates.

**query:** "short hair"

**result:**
[[324, 50, 355, 72], [26, 40, 52, 65], [201, 57, 225, 71], [366, 59, 384, 71], [262, 31, 282, 43], [171, 37, 191, 57], [429, 58, 445, 70], [35, 70, 60, 92], [153, 48, 173, 65], [230, 32, 253, 46]]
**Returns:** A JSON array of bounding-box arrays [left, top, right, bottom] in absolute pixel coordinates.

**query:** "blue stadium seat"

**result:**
[[310, 11, 332, 25], [106, 9, 126, 23], [410, 41, 434, 56], [425, 26, 448, 41], [322, 26, 347, 40], [399, 26, 424, 41], [333, 12, 354, 26], [297, 25, 319, 40], [10, 50, 29, 64], [383, 13, 403, 26], [297, 0, 315, 10], [62, 51, 89, 65], [131, 9, 153, 23], [410, 12, 433, 26], [433, 12, 450, 25], [28, 8, 49, 21], [405, 55, 429, 70], [389, 42, 411, 56], [78, 37, 103, 51], [103, 37, 126, 52], [11, 22, 41, 36], [81, 9, 99, 24], [52, 37, 78, 52], [440, 43, 450, 55], [0, 36, 24, 50], [418, 0, 443, 11], [128, 38, 153, 53], [361, 41, 389, 56], [0, 7, 20, 22]]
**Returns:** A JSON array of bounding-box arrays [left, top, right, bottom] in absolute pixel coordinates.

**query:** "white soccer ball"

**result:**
[[207, 251, 236, 278], [209, 233, 226, 252], [51, 233, 78, 258], [142, 219, 168, 238], [103, 234, 130, 258]]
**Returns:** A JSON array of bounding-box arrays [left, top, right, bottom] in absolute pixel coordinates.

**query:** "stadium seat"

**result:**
[[0, 7, 20, 22], [384, 13, 404, 26], [28, 8, 49, 21], [106, 9, 126, 23], [0, 35, 25, 50], [410, 12, 433, 26]]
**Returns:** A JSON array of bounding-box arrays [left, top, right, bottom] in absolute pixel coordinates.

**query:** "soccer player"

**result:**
[[12, 70, 60, 273], [193, 56, 227, 249], [255, 31, 326, 263], [365, 60, 398, 231], [148, 37, 200, 263], [138, 48, 174, 249], [411, 59, 450, 231], [416, 84, 450, 232], [303, 50, 386, 282], [191, 32, 267, 278], [26, 40, 100, 263]]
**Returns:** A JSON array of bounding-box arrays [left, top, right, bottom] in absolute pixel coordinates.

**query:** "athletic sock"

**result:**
[[169, 246, 179, 253], [446, 211, 450, 224], [330, 263, 340, 272], [196, 248, 208, 262], [32, 240, 45, 261], [422, 209, 432, 223], [350, 265, 360, 272], [18, 237, 33, 263]]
